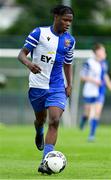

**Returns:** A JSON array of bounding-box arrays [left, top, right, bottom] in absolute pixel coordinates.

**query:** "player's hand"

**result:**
[[27, 62, 41, 74], [89, 78, 101, 86], [65, 86, 72, 97], [94, 80, 101, 86]]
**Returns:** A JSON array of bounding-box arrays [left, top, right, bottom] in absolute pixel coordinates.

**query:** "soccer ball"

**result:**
[[44, 151, 67, 174]]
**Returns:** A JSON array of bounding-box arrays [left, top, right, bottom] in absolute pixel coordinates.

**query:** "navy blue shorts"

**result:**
[[83, 97, 98, 104], [28, 88, 67, 112]]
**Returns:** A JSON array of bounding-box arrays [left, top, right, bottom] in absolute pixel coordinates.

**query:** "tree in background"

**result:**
[[72, 0, 111, 36], [1, 0, 111, 36], [4, 0, 61, 35]]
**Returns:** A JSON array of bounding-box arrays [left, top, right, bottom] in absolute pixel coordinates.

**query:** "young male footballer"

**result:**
[[18, 5, 75, 174], [80, 43, 111, 141]]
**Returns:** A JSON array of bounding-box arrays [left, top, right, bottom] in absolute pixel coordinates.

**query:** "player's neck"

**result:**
[[52, 24, 64, 35], [95, 56, 102, 62]]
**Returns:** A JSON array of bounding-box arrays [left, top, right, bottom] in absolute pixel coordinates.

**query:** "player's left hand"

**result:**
[[65, 86, 72, 97]]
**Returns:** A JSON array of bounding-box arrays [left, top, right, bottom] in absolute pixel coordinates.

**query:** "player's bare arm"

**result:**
[[18, 47, 41, 74], [64, 63, 72, 97], [104, 74, 111, 90], [81, 76, 101, 86]]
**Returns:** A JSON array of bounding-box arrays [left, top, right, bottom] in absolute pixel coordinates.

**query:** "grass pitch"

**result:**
[[0, 124, 110, 179]]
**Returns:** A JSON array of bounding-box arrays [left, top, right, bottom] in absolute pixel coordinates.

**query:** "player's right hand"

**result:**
[[27, 62, 41, 74], [94, 80, 101, 86]]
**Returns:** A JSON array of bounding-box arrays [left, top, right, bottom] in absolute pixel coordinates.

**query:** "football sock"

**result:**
[[80, 115, 87, 129], [43, 144, 54, 160], [36, 126, 44, 135], [89, 119, 99, 137]]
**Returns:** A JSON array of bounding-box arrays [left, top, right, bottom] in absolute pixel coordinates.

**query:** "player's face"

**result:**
[[95, 47, 107, 61], [55, 13, 73, 33]]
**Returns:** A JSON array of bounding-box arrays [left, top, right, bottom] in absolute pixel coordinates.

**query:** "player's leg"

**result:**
[[43, 91, 66, 157], [43, 106, 63, 158], [95, 102, 103, 119], [38, 106, 63, 174], [88, 103, 97, 140], [34, 110, 47, 151], [80, 97, 93, 130], [28, 88, 48, 150], [38, 91, 66, 174], [90, 102, 104, 137], [88, 96, 104, 141], [80, 103, 90, 129]]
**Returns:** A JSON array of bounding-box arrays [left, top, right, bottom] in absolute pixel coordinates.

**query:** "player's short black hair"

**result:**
[[51, 5, 74, 16]]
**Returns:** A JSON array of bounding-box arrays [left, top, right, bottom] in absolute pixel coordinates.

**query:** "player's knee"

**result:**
[[95, 110, 101, 119], [36, 117, 46, 125], [35, 111, 47, 125], [95, 114, 101, 119], [49, 115, 59, 129], [35, 116, 46, 126]]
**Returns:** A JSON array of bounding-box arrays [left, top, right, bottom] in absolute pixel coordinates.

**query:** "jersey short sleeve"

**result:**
[[80, 61, 90, 77], [64, 37, 76, 64], [103, 60, 108, 74], [24, 27, 40, 51]]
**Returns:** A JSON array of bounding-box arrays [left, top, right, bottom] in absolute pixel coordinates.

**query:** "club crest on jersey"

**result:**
[[65, 39, 70, 47], [47, 36, 51, 41]]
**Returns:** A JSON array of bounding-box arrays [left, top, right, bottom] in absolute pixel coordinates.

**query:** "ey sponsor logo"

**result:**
[[40, 55, 54, 64]]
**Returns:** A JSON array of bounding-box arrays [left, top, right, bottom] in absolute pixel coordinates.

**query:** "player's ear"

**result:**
[[54, 14, 59, 21]]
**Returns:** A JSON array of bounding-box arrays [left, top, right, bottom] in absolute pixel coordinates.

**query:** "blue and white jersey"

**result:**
[[24, 26, 75, 91], [81, 58, 102, 97], [99, 60, 108, 95]]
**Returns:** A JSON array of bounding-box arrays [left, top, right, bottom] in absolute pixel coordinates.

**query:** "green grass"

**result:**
[[0, 124, 111, 179]]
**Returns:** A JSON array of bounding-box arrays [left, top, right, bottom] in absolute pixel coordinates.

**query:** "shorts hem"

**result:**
[[45, 103, 65, 111]]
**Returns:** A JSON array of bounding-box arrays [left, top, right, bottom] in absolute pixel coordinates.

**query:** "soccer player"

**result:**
[[18, 5, 75, 174], [80, 43, 111, 141]]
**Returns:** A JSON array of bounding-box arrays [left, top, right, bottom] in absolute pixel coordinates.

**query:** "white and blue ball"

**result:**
[[44, 151, 67, 173]]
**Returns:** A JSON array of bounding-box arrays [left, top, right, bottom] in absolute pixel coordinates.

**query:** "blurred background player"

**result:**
[[18, 5, 75, 174], [80, 43, 111, 141]]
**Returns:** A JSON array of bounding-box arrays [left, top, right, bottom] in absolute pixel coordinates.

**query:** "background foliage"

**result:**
[[1, 0, 111, 36]]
